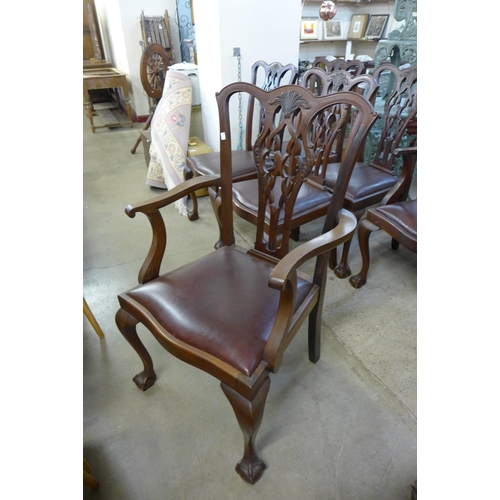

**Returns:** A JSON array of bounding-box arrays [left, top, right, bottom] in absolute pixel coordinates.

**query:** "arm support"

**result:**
[[125, 175, 220, 284], [126, 175, 220, 217], [264, 210, 357, 372], [268, 209, 357, 291], [380, 147, 417, 206]]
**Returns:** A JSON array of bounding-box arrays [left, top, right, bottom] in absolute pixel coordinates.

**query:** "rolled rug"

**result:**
[[146, 69, 193, 216]]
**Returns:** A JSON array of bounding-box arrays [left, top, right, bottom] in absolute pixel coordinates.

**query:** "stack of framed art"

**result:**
[[348, 13, 389, 40], [300, 13, 390, 42]]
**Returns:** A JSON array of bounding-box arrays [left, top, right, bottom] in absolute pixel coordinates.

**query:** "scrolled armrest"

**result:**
[[126, 175, 220, 217], [393, 146, 417, 158], [125, 174, 220, 284], [268, 209, 357, 291]]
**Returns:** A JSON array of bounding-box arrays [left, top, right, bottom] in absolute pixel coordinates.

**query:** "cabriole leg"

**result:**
[[221, 378, 271, 484], [115, 308, 157, 391], [349, 219, 379, 289], [333, 238, 353, 279], [209, 187, 224, 249]]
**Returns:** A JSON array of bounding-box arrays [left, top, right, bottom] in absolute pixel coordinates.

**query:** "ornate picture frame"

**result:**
[[323, 20, 344, 40], [364, 14, 390, 39], [348, 14, 369, 39], [300, 18, 319, 40]]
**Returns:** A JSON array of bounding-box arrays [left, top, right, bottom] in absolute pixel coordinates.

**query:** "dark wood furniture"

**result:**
[[115, 83, 377, 484], [349, 147, 417, 288], [185, 60, 298, 223], [231, 68, 379, 244], [325, 63, 417, 277], [311, 57, 364, 77]]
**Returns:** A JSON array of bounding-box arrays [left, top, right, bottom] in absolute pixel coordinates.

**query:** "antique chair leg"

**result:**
[[221, 378, 271, 485], [349, 219, 379, 289], [333, 211, 363, 278], [188, 191, 199, 221], [308, 301, 324, 363], [290, 226, 300, 242], [391, 238, 400, 250], [115, 308, 157, 391], [209, 187, 224, 249], [329, 247, 338, 271], [184, 168, 199, 222], [333, 238, 353, 279]]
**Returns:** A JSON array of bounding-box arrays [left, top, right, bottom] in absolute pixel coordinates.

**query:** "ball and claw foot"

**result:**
[[349, 273, 366, 289], [132, 371, 157, 391], [333, 262, 351, 279], [187, 210, 199, 221], [236, 456, 267, 485]]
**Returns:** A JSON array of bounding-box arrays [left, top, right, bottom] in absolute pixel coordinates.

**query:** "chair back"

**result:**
[[300, 68, 378, 101], [311, 58, 363, 77], [370, 64, 417, 173], [216, 83, 378, 258], [299, 68, 379, 186], [245, 61, 299, 151]]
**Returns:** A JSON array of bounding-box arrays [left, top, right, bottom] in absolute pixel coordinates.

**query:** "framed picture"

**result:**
[[300, 18, 319, 40], [348, 14, 369, 39], [323, 20, 344, 40], [364, 14, 390, 39]]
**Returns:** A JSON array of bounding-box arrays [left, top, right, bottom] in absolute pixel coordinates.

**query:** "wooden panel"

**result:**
[[83, 0, 105, 62]]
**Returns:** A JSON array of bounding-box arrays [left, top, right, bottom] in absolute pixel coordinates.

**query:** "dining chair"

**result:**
[[349, 147, 417, 288], [115, 82, 377, 484]]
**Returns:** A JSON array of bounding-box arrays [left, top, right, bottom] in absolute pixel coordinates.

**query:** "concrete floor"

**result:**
[[83, 108, 417, 499]]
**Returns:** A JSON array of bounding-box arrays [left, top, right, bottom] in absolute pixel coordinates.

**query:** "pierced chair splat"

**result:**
[[184, 60, 298, 224], [311, 57, 364, 77], [115, 82, 378, 485], [325, 63, 417, 278], [231, 68, 379, 245]]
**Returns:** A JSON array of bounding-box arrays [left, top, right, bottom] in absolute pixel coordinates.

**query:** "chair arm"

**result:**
[[125, 175, 220, 284], [380, 147, 417, 206], [126, 175, 220, 217], [264, 209, 357, 372], [268, 209, 357, 291]]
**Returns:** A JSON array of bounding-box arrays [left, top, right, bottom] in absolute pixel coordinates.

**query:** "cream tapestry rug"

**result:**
[[146, 69, 193, 216]]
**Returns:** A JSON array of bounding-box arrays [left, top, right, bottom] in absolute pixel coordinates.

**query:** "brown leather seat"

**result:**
[[232, 179, 332, 231], [368, 199, 417, 250], [349, 147, 417, 289], [187, 150, 256, 180], [324, 161, 397, 211], [127, 247, 313, 376]]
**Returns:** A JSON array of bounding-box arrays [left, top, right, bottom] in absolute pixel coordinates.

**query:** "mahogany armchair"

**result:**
[[115, 82, 377, 484], [231, 68, 379, 243], [349, 147, 417, 288], [184, 60, 298, 223], [324, 64, 417, 278]]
